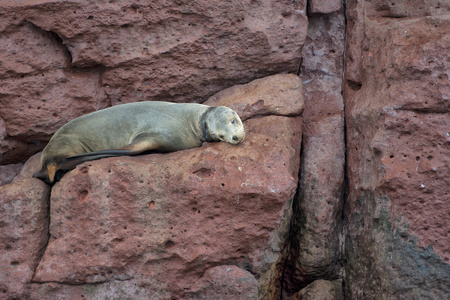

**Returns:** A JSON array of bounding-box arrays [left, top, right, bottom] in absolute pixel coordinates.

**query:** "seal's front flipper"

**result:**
[[66, 149, 141, 159], [65, 139, 160, 164], [119, 138, 160, 153], [63, 150, 137, 168]]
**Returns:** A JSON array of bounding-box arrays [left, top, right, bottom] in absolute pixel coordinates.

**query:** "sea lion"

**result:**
[[33, 101, 245, 184]]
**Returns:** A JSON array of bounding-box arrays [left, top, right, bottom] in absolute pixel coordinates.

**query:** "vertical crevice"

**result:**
[[340, 0, 349, 299], [340, 2, 349, 221], [31, 185, 52, 282], [279, 131, 305, 299], [296, 56, 303, 76], [282, 0, 350, 298], [341, 0, 348, 96]]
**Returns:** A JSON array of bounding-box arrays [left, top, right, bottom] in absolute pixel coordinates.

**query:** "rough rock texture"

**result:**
[[0, 179, 50, 298], [11, 152, 42, 184], [6, 74, 302, 299], [260, 8, 346, 300], [185, 265, 258, 299], [290, 279, 343, 300], [1, 1, 450, 299], [32, 114, 301, 288], [289, 8, 345, 289], [309, 0, 342, 15], [0, 0, 307, 165], [205, 74, 303, 121], [0, 19, 109, 164], [344, 0, 450, 299], [0, 163, 22, 186], [364, 0, 450, 18]]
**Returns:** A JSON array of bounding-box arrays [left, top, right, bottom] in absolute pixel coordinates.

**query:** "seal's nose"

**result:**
[[231, 133, 245, 144]]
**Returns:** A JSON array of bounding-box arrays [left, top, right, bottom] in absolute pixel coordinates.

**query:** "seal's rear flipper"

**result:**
[[42, 139, 161, 182], [33, 168, 46, 179], [33, 168, 49, 183], [33, 167, 70, 185]]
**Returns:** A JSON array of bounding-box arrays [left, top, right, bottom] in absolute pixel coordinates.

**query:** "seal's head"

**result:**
[[207, 106, 245, 144]]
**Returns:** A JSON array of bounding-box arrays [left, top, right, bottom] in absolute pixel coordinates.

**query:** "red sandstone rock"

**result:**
[[185, 265, 258, 299], [309, 0, 342, 14], [11, 152, 42, 183], [32, 114, 301, 295], [292, 9, 346, 282], [0, 0, 307, 164], [344, 4, 450, 298], [1, 0, 447, 299], [290, 279, 343, 300], [30, 74, 303, 298], [364, 0, 449, 18], [0, 178, 50, 298], [0, 162, 22, 186], [0, 21, 109, 164], [205, 74, 304, 121], [262, 12, 346, 298], [26, 280, 166, 299]]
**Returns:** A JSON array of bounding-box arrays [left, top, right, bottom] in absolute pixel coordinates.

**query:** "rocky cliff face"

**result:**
[[1, 0, 449, 299], [344, 1, 450, 298]]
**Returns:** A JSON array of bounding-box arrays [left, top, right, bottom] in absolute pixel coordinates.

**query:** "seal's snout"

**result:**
[[230, 130, 245, 144]]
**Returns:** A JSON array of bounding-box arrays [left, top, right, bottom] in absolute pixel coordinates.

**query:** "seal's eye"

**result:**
[[219, 135, 224, 139], [231, 119, 236, 125]]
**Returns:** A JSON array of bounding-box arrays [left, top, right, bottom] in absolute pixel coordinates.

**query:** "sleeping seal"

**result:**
[[33, 101, 245, 183]]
